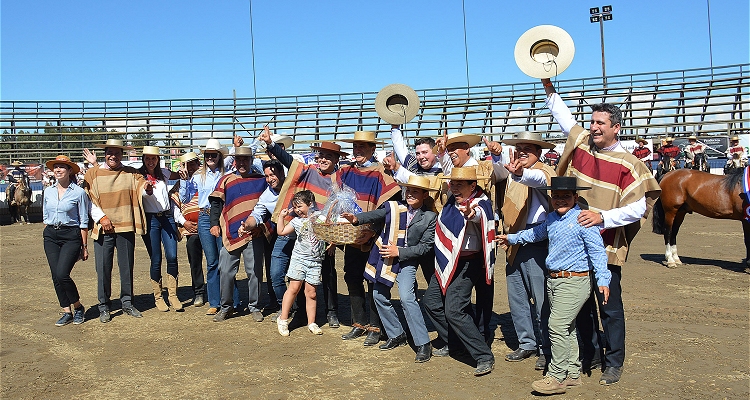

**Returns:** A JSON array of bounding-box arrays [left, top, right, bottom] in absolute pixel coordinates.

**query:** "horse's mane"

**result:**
[[722, 168, 744, 192]]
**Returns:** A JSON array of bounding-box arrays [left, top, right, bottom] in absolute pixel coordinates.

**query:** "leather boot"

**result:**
[[165, 275, 183, 311], [363, 326, 383, 347], [151, 279, 169, 312]]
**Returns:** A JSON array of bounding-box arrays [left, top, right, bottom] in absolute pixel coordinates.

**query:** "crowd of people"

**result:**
[[41, 79, 672, 394]]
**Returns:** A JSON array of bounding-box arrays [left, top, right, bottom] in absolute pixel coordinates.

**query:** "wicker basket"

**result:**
[[310, 200, 372, 245]]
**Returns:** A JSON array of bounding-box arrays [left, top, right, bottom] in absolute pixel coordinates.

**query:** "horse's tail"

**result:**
[[652, 197, 666, 235]]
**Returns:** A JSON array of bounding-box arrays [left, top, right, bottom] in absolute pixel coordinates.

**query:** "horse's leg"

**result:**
[[669, 211, 688, 266]]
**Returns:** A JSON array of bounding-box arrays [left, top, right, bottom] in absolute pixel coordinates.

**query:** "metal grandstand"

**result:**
[[1, 63, 748, 164]]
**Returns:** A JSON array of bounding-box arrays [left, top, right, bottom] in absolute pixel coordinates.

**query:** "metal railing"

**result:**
[[1, 63, 748, 164]]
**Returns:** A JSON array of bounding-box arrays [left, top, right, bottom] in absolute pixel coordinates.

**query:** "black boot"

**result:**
[[415, 343, 432, 363], [341, 323, 367, 340], [379, 333, 407, 351], [363, 327, 383, 347]]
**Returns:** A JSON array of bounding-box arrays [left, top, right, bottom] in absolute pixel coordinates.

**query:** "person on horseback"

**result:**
[[684, 135, 708, 171], [7, 161, 30, 206], [725, 136, 746, 172], [631, 138, 652, 171], [656, 137, 680, 179]]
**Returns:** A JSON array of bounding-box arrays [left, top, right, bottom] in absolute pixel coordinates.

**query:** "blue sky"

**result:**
[[1, 0, 747, 101]]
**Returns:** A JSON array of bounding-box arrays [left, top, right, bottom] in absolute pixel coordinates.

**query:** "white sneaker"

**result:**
[[277, 318, 290, 336], [308, 323, 323, 335]]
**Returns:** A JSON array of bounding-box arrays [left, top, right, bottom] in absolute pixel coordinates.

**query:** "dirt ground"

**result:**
[[1, 213, 748, 399]]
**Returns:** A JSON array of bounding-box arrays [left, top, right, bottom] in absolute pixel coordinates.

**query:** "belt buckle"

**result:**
[[53, 221, 62, 230]]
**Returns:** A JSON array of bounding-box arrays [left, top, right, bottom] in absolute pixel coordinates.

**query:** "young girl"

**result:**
[[275, 190, 327, 336]]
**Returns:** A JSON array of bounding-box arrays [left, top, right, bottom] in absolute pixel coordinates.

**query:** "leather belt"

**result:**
[[147, 211, 168, 217], [549, 271, 589, 279], [199, 207, 211, 215]]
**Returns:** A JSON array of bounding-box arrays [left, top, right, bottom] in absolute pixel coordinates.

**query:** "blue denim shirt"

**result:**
[[180, 168, 224, 209], [42, 183, 90, 228], [508, 205, 611, 287]]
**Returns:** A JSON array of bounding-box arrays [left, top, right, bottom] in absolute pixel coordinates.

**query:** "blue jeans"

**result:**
[[506, 239, 549, 355], [269, 235, 294, 309], [373, 265, 430, 346], [142, 213, 179, 282], [198, 214, 240, 308]]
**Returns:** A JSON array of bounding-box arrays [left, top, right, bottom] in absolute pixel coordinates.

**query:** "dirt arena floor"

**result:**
[[1, 213, 748, 399]]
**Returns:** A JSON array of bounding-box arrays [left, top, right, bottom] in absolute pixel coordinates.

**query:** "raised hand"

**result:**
[[483, 137, 502, 155], [435, 129, 448, 155], [233, 135, 244, 147], [178, 162, 189, 179], [504, 148, 524, 176], [259, 126, 272, 145], [83, 148, 98, 166]]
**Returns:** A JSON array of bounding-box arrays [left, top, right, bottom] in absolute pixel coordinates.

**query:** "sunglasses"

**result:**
[[204, 153, 219, 159]]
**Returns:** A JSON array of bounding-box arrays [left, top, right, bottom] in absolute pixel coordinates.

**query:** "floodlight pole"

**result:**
[[598, 18, 606, 88]]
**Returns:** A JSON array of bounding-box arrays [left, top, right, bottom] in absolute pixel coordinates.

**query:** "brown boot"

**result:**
[[151, 279, 169, 312], [165, 275, 183, 311]]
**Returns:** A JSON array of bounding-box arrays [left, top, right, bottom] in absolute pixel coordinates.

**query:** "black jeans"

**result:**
[[343, 246, 380, 328], [185, 234, 205, 296], [577, 264, 625, 368], [43, 226, 82, 308], [94, 231, 136, 311], [423, 256, 494, 364]]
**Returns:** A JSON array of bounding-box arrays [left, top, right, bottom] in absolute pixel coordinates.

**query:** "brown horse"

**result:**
[[652, 168, 748, 268], [6, 179, 32, 224]]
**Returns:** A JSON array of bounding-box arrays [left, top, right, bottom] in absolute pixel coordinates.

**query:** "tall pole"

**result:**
[[461, 0, 470, 93], [599, 18, 607, 88], [248, 0, 258, 101], [706, 0, 714, 76]]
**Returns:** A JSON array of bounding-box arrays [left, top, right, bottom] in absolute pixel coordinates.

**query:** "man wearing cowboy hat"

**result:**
[[83, 139, 152, 322], [725, 135, 747, 169], [208, 146, 269, 323], [6, 160, 30, 206], [542, 79, 661, 385], [684, 135, 707, 170], [170, 152, 206, 307], [631, 138, 652, 170], [656, 137, 681, 175], [494, 131, 557, 370], [262, 130, 350, 328], [341, 175, 438, 363], [422, 167, 497, 376]]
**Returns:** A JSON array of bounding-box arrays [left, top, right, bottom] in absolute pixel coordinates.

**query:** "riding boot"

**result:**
[[151, 279, 169, 312], [165, 274, 183, 311], [8, 185, 16, 206]]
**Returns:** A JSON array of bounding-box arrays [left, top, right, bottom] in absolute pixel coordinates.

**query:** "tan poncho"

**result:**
[[83, 165, 147, 240], [557, 125, 661, 266], [500, 161, 556, 266]]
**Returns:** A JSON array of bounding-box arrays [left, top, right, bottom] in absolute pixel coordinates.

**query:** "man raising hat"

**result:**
[[495, 131, 557, 370], [542, 79, 660, 385], [83, 139, 151, 322]]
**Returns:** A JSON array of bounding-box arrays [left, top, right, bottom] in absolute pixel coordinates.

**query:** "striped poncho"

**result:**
[[83, 165, 147, 240], [364, 201, 408, 287], [557, 125, 661, 266], [434, 189, 496, 294], [169, 181, 200, 240], [210, 173, 268, 251]]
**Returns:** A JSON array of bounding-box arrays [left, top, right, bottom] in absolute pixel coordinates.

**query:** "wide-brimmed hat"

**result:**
[[141, 145, 161, 156], [688, 135, 697, 140], [635, 137, 648, 144], [375, 83, 421, 125], [200, 138, 228, 155], [310, 141, 349, 157], [539, 176, 591, 191], [10, 161, 24, 166], [399, 175, 435, 191], [340, 131, 384, 144], [502, 131, 555, 149], [665, 137, 674, 142], [730, 136, 740, 141], [45, 155, 80, 174], [440, 166, 489, 181], [270, 134, 293, 149], [180, 152, 200, 163], [233, 146, 255, 157], [95, 139, 133, 150], [434, 132, 482, 154], [515, 25, 575, 79]]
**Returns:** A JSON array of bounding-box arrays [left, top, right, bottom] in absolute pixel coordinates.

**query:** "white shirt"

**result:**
[[545, 92, 647, 229]]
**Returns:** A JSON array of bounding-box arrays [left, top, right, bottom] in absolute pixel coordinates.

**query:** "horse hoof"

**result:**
[[666, 262, 677, 269]]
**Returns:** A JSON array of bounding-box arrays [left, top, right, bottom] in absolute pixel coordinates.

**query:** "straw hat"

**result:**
[[95, 139, 133, 150], [502, 131, 555, 149], [538, 176, 591, 191], [688, 135, 697, 140], [730, 136, 740, 141], [45, 155, 80, 174], [141, 145, 161, 156], [399, 175, 435, 191], [514, 25, 575, 79], [665, 137, 674, 142], [340, 131, 384, 144], [434, 132, 482, 154], [200, 138, 228, 155], [233, 146, 255, 157], [270, 134, 293, 149], [310, 141, 349, 157], [635, 137, 648, 145], [440, 166, 489, 181], [375, 83, 421, 125], [10, 161, 24, 166], [180, 152, 200, 163]]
